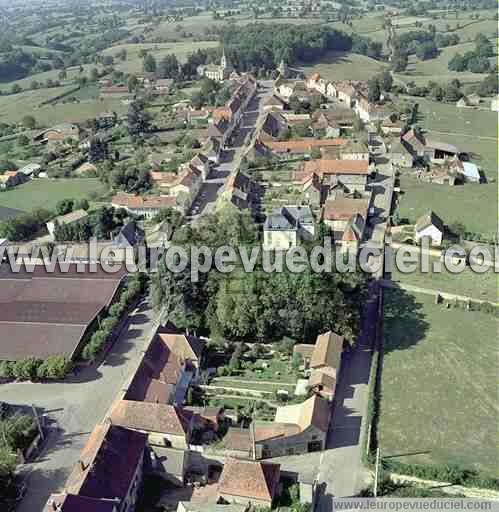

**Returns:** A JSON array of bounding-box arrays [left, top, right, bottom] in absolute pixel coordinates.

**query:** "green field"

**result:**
[[144, 14, 323, 42], [102, 41, 220, 74], [0, 64, 105, 93], [398, 175, 497, 237], [211, 378, 296, 393], [389, 253, 497, 303], [0, 86, 127, 126], [396, 97, 497, 236], [379, 289, 498, 475], [0, 178, 106, 212], [395, 42, 490, 86], [299, 51, 388, 82]]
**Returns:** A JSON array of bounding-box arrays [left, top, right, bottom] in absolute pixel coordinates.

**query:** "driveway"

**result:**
[[1, 300, 162, 512]]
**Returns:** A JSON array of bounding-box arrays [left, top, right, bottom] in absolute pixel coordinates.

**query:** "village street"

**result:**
[[187, 82, 273, 219]]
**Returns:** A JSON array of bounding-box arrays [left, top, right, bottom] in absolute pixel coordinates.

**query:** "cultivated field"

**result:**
[[379, 289, 498, 475], [0, 178, 106, 211], [299, 51, 388, 81]]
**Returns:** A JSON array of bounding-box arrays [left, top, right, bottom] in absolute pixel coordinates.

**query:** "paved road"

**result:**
[[2, 300, 160, 512], [272, 286, 380, 503], [188, 82, 273, 220]]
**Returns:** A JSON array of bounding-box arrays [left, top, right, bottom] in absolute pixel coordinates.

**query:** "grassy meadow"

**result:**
[[0, 178, 107, 212], [102, 41, 220, 74], [379, 289, 498, 476], [298, 51, 388, 81]]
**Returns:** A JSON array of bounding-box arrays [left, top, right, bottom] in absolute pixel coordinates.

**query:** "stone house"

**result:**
[[414, 211, 445, 247], [340, 139, 369, 161], [44, 423, 147, 512], [109, 400, 193, 449], [263, 206, 315, 251], [46, 209, 89, 240], [0, 171, 29, 189], [218, 458, 281, 508], [297, 159, 370, 193], [390, 140, 414, 168]]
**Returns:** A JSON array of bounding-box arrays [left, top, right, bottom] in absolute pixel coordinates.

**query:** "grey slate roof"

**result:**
[[264, 206, 314, 231]]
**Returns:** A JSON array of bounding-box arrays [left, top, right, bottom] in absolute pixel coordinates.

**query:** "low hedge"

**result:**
[[383, 460, 499, 490], [81, 273, 148, 361], [0, 356, 72, 381]]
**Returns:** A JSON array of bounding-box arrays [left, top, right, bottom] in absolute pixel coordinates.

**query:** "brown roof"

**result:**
[[109, 400, 191, 436], [323, 197, 369, 221], [310, 331, 344, 370], [111, 193, 177, 209], [302, 159, 369, 176], [65, 423, 147, 502], [293, 343, 315, 360], [44, 494, 117, 512], [265, 138, 346, 154], [254, 423, 300, 442], [218, 458, 281, 503], [297, 394, 330, 432], [157, 330, 203, 362], [0, 265, 125, 361], [309, 369, 336, 394], [125, 333, 183, 403], [221, 428, 252, 452]]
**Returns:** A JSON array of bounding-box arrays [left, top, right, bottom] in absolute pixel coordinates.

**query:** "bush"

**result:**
[[35, 356, 71, 379], [0, 361, 15, 379], [108, 302, 124, 318], [12, 358, 42, 380], [382, 460, 499, 490]]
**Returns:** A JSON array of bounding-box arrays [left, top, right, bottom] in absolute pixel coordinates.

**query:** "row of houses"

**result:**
[[208, 75, 257, 149], [221, 331, 344, 461], [42, 325, 325, 511]]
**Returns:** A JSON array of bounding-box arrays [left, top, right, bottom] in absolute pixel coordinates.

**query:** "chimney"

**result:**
[[78, 460, 86, 472]]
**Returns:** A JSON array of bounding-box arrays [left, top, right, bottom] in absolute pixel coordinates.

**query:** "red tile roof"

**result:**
[[218, 458, 281, 503], [65, 423, 146, 502], [111, 193, 177, 209]]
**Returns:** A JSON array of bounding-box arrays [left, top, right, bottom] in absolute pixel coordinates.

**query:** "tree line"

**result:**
[[151, 204, 367, 345]]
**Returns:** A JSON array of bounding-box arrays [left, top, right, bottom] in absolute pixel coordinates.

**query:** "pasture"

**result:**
[[379, 289, 498, 476], [0, 178, 107, 212]]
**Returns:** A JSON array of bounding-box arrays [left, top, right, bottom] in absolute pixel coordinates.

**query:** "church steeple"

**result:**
[[278, 59, 289, 78], [221, 48, 228, 70]]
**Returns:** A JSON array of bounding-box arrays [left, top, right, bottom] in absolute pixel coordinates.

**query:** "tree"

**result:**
[[127, 98, 152, 139], [75, 198, 90, 211], [58, 69, 67, 80], [416, 41, 438, 61], [90, 67, 100, 82], [88, 137, 109, 163], [143, 53, 157, 73], [16, 134, 29, 146], [127, 74, 139, 93], [367, 78, 381, 103], [56, 198, 74, 216], [379, 71, 393, 92], [444, 83, 462, 103], [448, 53, 467, 72], [157, 54, 180, 79], [11, 84, 21, 94], [21, 115, 36, 129], [475, 34, 493, 58], [392, 52, 408, 72]]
